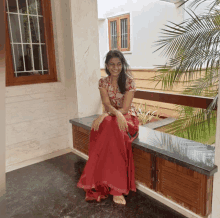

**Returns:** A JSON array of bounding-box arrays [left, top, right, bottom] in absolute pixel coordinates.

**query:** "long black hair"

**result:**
[[105, 50, 132, 94]]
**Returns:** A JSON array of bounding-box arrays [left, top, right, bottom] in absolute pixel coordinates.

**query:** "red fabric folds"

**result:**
[[77, 114, 139, 202]]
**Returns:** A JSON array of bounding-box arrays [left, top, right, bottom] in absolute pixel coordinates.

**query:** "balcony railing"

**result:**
[[134, 89, 217, 110]]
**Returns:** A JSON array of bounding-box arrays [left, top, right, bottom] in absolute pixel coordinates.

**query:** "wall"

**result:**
[[0, 0, 6, 215], [98, 0, 213, 70], [69, 0, 102, 118], [101, 69, 218, 118], [184, 0, 214, 19], [5, 82, 69, 171], [6, 0, 102, 171], [98, 0, 182, 69]]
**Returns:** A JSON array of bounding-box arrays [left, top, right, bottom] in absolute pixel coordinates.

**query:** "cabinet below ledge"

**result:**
[[69, 115, 218, 218]]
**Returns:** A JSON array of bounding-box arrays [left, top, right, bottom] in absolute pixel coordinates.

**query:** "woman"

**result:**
[[77, 50, 139, 205]]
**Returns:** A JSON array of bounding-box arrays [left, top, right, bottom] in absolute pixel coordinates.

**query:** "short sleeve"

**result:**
[[98, 78, 106, 89], [126, 78, 136, 92]]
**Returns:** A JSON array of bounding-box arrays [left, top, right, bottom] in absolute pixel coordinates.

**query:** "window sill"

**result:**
[[122, 51, 132, 54]]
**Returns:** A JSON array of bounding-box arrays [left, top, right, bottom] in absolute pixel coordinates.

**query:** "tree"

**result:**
[[153, 0, 220, 143]]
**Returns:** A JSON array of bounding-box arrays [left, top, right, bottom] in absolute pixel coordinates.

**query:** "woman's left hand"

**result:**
[[116, 112, 128, 132]]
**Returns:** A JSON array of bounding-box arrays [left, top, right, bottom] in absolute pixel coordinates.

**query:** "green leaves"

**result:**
[[152, 0, 219, 143]]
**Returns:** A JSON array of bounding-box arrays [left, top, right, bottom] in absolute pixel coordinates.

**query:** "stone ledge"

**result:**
[[69, 114, 218, 176], [143, 117, 176, 129]]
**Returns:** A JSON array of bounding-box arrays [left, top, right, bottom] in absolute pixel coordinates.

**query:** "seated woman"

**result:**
[[77, 50, 139, 205]]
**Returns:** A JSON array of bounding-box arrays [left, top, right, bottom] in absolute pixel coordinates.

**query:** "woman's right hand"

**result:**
[[116, 112, 128, 132], [91, 114, 108, 131]]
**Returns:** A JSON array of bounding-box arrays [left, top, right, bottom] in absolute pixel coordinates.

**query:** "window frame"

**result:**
[[5, 0, 57, 87], [108, 13, 130, 52]]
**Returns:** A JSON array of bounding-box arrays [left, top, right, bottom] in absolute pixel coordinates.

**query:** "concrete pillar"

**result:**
[[0, 59, 5, 216], [69, 0, 102, 118], [51, 0, 102, 149], [0, 0, 6, 216]]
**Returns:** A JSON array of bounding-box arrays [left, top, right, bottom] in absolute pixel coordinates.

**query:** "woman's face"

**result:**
[[107, 57, 122, 78]]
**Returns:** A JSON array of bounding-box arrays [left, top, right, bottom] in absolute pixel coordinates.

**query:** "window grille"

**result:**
[[6, 0, 48, 77], [110, 21, 117, 49], [121, 18, 127, 49], [108, 14, 130, 51]]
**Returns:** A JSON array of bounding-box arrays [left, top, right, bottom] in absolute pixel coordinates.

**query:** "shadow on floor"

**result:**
[[6, 152, 187, 218]]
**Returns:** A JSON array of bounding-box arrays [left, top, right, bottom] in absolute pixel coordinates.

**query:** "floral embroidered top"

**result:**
[[98, 75, 138, 117]]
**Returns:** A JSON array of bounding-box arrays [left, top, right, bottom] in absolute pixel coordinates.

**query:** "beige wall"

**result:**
[[69, 0, 102, 118], [0, 0, 5, 212], [101, 69, 218, 118], [6, 0, 102, 171], [5, 83, 69, 170]]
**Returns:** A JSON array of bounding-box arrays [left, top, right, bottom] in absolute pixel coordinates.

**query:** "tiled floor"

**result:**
[[6, 152, 187, 218]]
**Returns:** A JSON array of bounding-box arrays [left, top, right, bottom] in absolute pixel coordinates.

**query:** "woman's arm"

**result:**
[[118, 90, 135, 114], [99, 87, 129, 132], [99, 87, 121, 116]]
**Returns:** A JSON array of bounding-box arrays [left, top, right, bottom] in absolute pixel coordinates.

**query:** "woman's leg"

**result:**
[[77, 115, 138, 203]]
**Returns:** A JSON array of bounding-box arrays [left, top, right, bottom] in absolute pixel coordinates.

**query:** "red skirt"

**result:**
[[77, 113, 139, 202]]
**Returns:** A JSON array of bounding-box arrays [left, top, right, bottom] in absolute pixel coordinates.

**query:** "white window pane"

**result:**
[[121, 18, 127, 49], [9, 14, 21, 43], [110, 21, 117, 49], [23, 44, 33, 71], [20, 15, 30, 43], [29, 16, 39, 43], [14, 44, 24, 71], [32, 44, 42, 70]]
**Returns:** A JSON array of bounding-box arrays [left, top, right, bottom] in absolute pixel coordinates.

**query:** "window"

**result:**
[[5, 0, 57, 86], [108, 14, 130, 52]]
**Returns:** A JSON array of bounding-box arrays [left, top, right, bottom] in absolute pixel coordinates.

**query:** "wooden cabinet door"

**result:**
[[132, 147, 153, 190], [156, 157, 213, 217], [72, 125, 90, 155]]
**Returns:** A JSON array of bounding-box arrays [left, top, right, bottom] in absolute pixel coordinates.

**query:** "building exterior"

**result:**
[[98, 0, 212, 69], [98, 0, 217, 118], [5, 0, 102, 170], [1, 0, 219, 217]]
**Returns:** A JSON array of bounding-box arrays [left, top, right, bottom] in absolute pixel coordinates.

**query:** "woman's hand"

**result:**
[[91, 113, 108, 131], [116, 112, 128, 132]]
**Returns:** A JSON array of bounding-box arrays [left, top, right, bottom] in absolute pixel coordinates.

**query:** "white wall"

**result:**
[[0, 0, 5, 214], [97, 0, 213, 69], [6, 0, 102, 171], [184, 0, 214, 20], [5, 0, 70, 171], [98, 0, 182, 69], [69, 0, 102, 118]]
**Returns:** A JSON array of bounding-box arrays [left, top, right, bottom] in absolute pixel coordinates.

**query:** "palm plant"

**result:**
[[152, 0, 220, 142]]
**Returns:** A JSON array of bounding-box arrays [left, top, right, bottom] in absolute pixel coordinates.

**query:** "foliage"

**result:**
[[135, 103, 161, 125], [152, 0, 219, 142], [102, 103, 162, 126]]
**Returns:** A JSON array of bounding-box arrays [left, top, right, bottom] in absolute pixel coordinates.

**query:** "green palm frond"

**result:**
[[162, 105, 217, 140], [153, 10, 220, 62], [181, 68, 219, 96], [152, 8, 220, 89], [152, 0, 219, 142]]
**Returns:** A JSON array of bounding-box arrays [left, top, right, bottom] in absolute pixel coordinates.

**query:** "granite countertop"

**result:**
[[69, 114, 218, 176]]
